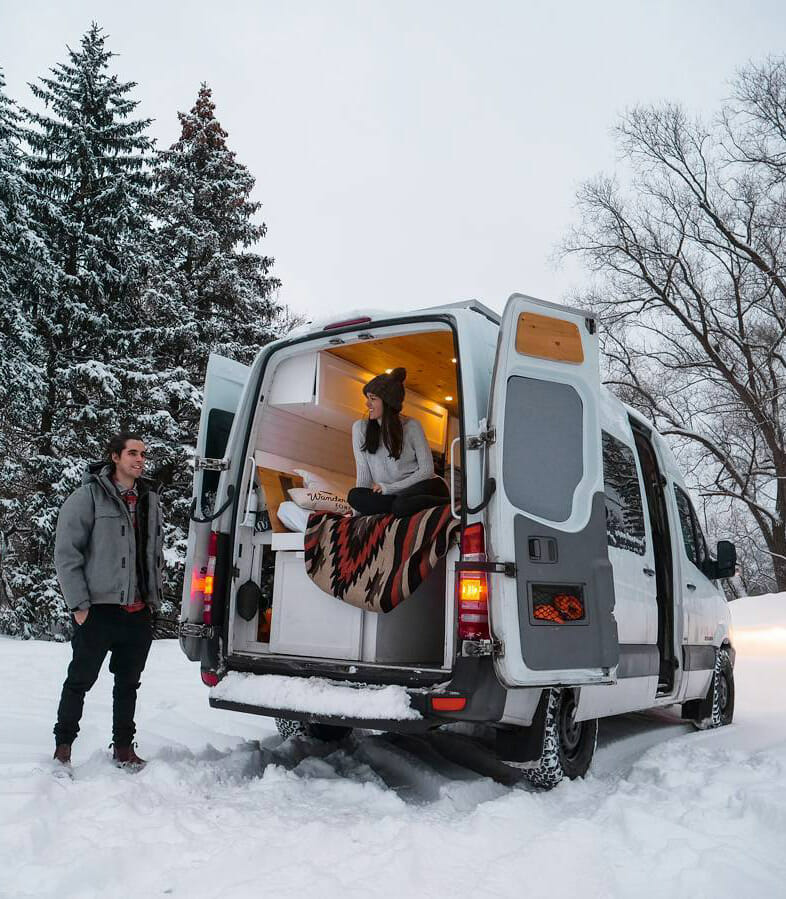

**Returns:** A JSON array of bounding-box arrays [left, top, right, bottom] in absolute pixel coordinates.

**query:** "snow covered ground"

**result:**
[[2, 594, 785, 899]]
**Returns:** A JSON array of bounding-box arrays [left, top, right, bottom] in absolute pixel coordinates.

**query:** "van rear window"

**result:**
[[602, 432, 646, 555], [200, 408, 235, 511]]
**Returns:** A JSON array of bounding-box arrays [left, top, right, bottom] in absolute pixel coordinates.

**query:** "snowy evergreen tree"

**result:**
[[136, 84, 284, 604], [1, 25, 156, 638], [0, 69, 56, 634]]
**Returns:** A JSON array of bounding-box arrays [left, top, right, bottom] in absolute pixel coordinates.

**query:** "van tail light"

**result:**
[[457, 523, 490, 641], [201, 671, 220, 687], [202, 531, 218, 626]]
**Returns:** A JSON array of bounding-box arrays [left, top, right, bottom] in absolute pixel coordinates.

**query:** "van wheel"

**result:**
[[693, 648, 734, 730], [274, 717, 305, 740], [525, 689, 598, 789]]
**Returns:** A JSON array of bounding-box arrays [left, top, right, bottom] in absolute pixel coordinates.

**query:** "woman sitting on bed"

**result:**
[[348, 367, 450, 518]]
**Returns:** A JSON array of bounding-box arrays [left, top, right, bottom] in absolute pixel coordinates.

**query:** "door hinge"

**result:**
[[195, 456, 231, 472], [467, 427, 496, 450], [232, 566, 241, 579], [179, 621, 215, 640], [461, 638, 504, 658]]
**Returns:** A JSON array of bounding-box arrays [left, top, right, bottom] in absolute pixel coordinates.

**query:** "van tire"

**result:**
[[692, 648, 734, 730], [274, 718, 352, 742], [274, 717, 305, 740], [525, 689, 597, 789]]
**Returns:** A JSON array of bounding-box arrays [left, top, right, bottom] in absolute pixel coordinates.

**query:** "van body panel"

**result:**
[[485, 293, 619, 687], [575, 675, 658, 721]]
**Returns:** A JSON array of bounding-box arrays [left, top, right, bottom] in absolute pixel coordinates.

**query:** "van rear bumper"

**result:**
[[209, 656, 507, 730], [209, 695, 439, 733]]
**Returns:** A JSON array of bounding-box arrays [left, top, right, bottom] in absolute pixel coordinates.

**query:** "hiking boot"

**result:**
[[112, 743, 146, 769], [53, 743, 72, 765]]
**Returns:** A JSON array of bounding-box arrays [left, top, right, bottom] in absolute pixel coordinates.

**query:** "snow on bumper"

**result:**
[[210, 673, 423, 720]]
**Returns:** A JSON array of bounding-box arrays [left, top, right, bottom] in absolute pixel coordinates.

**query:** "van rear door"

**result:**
[[485, 294, 619, 687], [181, 353, 250, 629]]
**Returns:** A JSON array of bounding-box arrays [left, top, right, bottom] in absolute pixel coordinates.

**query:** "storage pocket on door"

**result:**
[[530, 584, 586, 625]]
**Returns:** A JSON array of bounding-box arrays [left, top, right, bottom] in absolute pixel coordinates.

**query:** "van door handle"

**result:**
[[643, 567, 655, 577], [686, 583, 696, 591]]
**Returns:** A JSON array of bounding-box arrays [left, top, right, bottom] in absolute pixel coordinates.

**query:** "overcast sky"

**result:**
[[2, 1, 785, 320]]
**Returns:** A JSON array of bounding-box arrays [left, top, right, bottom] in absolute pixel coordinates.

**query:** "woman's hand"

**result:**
[[372, 483, 383, 493], [74, 609, 89, 626]]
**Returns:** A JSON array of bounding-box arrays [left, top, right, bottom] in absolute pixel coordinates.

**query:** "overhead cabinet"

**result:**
[[268, 351, 448, 451]]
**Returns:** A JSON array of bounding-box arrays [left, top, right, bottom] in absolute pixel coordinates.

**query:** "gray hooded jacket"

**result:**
[[54, 463, 164, 612]]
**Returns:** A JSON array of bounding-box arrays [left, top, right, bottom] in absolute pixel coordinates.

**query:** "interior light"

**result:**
[[385, 368, 393, 374], [451, 358, 457, 363], [444, 395, 453, 402]]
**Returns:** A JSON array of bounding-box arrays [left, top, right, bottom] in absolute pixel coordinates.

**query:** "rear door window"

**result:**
[[200, 408, 235, 512], [602, 431, 646, 555]]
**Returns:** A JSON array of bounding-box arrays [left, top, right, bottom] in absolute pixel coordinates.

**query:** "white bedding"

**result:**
[[276, 500, 311, 533]]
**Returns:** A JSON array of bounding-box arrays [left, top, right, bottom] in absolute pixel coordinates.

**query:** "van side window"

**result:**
[[674, 486, 709, 570], [602, 431, 646, 555]]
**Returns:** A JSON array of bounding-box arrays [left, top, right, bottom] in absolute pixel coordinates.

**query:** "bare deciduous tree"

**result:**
[[564, 57, 786, 591]]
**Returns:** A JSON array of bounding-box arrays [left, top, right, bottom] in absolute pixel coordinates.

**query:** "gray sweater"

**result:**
[[352, 417, 436, 494]]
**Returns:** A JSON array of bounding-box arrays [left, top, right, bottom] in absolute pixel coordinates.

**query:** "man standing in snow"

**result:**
[[52, 433, 164, 769]]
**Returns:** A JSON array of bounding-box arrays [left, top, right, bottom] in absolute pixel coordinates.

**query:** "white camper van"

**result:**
[[179, 294, 736, 787]]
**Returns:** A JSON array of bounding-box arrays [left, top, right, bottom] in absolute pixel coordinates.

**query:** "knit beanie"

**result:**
[[363, 367, 407, 412]]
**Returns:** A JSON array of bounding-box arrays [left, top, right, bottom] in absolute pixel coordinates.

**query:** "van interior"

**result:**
[[227, 324, 462, 674]]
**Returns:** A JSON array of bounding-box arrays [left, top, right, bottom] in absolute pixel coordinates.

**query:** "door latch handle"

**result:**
[[643, 567, 655, 577], [686, 582, 696, 591]]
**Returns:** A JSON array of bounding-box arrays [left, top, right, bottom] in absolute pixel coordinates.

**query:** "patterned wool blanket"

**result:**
[[304, 504, 460, 613]]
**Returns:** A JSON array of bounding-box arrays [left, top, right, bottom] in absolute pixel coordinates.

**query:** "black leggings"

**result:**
[[348, 477, 449, 518]]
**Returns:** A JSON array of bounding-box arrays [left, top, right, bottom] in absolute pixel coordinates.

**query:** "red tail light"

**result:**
[[457, 523, 490, 640], [431, 696, 467, 712], [202, 531, 218, 626], [201, 671, 219, 687]]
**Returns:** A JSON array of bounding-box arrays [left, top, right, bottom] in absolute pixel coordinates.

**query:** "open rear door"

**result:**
[[181, 353, 250, 629], [486, 294, 619, 687], [192, 353, 250, 517]]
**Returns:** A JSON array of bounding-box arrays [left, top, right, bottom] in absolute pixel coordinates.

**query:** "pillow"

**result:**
[[292, 468, 347, 499], [288, 487, 353, 516], [276, 501, 312, 533]]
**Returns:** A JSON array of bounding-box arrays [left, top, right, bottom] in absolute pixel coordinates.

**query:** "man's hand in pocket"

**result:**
[[74, 609, 89, 626]]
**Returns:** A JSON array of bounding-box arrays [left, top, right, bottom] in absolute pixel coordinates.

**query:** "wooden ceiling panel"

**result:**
[[326, 331, 459, 416]]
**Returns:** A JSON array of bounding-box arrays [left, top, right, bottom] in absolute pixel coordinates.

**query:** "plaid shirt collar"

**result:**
[[113, 480, 138, 498]]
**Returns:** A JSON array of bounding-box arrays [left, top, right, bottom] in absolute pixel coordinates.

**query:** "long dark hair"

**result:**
[[362, 405, 404, 460], [105, 431, 144, 472]]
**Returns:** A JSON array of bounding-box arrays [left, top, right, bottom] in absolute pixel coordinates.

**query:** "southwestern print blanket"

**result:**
[[304, 504, 460, 613]]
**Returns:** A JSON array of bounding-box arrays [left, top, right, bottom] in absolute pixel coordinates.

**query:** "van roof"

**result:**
[[291, 295, 595, 338], [419, 299, 502, 324]]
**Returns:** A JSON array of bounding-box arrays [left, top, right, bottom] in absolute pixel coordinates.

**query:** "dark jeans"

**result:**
[[54, 604, 153, 747], [348, 477, 449, 518]]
